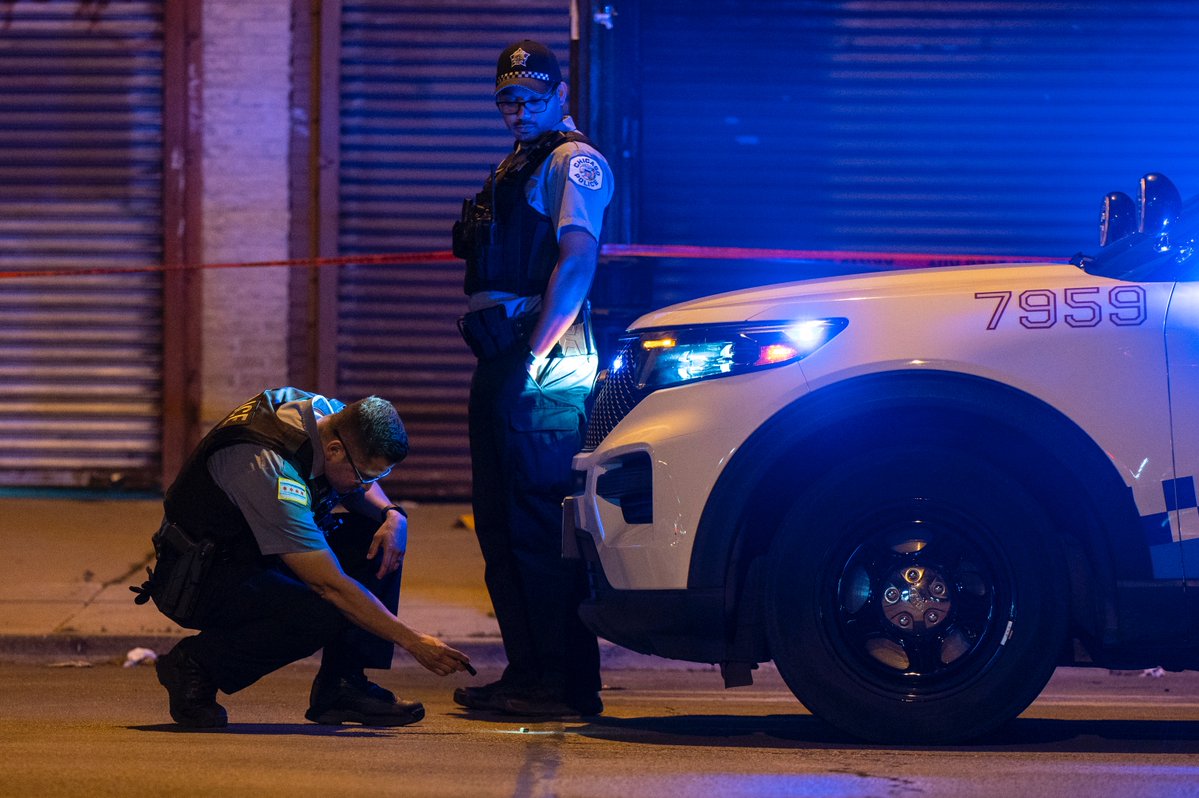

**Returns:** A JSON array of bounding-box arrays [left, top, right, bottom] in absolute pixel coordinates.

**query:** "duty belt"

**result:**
[[457, 305, 537, 360], [458, 301, 594, 361]]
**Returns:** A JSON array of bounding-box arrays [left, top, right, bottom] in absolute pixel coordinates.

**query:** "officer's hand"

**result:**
[[525, 350, 549, 383], [403, 632, 473, 677], [368, 512, 408, 579]]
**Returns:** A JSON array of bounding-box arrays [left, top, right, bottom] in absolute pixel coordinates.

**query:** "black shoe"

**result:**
[[156, 640, 228, 729], [338, 672, 397, 704], [498, 687, 603, 718], [453, 678, 523, 712], [305, 674, 424, 726]]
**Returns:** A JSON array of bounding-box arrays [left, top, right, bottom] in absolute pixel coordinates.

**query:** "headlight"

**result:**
[[613, 319, 848, 391]]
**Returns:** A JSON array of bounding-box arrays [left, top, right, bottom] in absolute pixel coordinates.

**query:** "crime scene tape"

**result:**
[[600, 244, 1067, 268], [0, 250, 458, 280], [0, 244, 1068, 281]]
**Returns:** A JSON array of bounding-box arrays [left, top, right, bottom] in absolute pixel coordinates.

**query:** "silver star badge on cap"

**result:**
[[510, 47, 530, 67]]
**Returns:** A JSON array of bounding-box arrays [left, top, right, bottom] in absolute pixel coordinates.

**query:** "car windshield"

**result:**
[[1082, 192, 1199, 282]]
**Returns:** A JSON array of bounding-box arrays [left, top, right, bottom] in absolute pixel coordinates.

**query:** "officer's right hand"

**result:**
[[403, 631, 473, 676], [525, 350, 549, 383]]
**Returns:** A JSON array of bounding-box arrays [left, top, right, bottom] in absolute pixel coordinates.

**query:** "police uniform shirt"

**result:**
[[467, 115, 615, 316], [527, 116, 613, 242], [205, 395, 339, 556]]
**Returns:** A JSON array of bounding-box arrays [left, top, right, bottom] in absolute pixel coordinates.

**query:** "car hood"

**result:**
[[630, 262, 1082, 329]]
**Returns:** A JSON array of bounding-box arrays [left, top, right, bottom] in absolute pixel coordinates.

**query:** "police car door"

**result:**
[[1164, 280, 1199, 588]]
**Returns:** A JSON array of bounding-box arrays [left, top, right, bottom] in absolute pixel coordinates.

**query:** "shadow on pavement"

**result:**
[[576, 714, 853, 747], [975, 717, 1199, 751], [127, 723, 396, 738], [570, 714, 1199, 753]]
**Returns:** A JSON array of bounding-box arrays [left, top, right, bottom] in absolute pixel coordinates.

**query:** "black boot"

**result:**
[[305, 672, 424, 726], [155, 639, 228, 729], [453, 678, 519, 711], [452, 667, 548, 711], [498, 686, 603, 718]]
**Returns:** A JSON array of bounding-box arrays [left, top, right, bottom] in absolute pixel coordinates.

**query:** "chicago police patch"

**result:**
[[277, 477, 309, 506], [568, 154, 603, 190]]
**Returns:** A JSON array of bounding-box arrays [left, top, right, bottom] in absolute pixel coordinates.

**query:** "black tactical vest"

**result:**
[[459, 130, 593, 296], [163, 388, 339, 541]]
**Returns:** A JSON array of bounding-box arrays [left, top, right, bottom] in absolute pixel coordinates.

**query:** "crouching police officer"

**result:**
[[134, 387, 472, 728]]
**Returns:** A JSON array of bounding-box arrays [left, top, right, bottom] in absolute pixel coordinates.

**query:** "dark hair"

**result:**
[[335, 396, 409, 465]]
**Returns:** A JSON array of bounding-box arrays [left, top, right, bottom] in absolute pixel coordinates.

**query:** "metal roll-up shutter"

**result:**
[[0, 1, 163, 488], [601, 0, 1199, 306], [337, 1, 570, 499]]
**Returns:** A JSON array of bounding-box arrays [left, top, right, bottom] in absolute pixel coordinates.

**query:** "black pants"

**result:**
[[184, 515, 399, 694], [468, 346, 600, 699]]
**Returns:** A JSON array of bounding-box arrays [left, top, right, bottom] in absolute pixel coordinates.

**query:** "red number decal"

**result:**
[[975, 291, 1012, 330], [978, 286, 1149, 330], [1019, 290, 1057, 329], [1063, 287, 1101, 328], [1109, 286, 1147, 326]]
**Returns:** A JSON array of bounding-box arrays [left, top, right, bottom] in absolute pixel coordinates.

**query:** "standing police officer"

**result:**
[[451, 40, 614, 717], [140, 388, 471, 728]]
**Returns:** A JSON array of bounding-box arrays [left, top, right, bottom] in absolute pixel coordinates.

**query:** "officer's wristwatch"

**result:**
[[381, 504, 407, 522]]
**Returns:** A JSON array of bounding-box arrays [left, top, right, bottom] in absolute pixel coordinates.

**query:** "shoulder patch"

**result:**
[[568, 154, 603, 190], [277, 477, 309, 507]]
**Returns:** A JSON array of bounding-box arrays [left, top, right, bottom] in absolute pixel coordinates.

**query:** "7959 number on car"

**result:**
[[974, 287, 1147, 330]]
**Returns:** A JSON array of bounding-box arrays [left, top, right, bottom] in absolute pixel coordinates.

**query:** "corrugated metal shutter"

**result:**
[[0, 1, 163, 488], [337, 0, 570, 499], [604, 0, 1199, 305]]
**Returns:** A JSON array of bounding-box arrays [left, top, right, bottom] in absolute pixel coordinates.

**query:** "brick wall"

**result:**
[[198, 0, 293, 426]]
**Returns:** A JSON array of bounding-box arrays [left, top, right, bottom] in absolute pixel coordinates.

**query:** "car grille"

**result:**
[[583, 339, 647, 451]]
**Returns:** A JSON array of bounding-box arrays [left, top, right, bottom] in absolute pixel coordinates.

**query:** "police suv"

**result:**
[[565, 173, 1199, 743]]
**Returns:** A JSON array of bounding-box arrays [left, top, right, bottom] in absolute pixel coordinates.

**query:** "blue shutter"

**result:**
[[0, 1, 163, 487], [596, 0, 1199, 305], [335, 0, 572, 498]]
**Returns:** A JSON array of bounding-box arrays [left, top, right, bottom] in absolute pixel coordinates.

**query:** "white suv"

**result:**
[[566, 173, 1199, 743]]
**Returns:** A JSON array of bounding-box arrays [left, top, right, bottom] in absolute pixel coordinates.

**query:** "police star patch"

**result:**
[[568, 154, 603, 190], [277, 477, 309, 506]]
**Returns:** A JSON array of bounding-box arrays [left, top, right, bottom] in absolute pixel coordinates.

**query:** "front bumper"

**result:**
[[563, 495, 726, 662]]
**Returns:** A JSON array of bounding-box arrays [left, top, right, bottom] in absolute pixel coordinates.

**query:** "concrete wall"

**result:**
[[199, 0, 293, 427]]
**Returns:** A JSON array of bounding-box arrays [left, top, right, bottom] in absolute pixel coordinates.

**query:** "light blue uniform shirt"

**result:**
[[205, 397, 336, 556]]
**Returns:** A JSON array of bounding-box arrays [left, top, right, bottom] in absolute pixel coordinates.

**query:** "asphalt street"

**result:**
[[5, 496, 1199, 796], [2, 661, 1199, 798]]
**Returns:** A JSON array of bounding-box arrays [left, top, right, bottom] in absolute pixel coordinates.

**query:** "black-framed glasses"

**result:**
[[495, 85, 558, 114], [334, 430, 392, 486]]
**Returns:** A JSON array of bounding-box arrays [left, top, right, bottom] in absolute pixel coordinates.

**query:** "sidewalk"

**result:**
[[0, 495, 689, 671]]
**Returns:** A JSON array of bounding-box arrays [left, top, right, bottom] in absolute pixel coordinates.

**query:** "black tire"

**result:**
[[765, 442, 1068, 744]]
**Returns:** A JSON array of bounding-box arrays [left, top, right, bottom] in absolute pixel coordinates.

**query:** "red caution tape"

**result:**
[[601, 243, 1067, 268], [0, 244, 1066, 280], [0, 250, 458, 280]]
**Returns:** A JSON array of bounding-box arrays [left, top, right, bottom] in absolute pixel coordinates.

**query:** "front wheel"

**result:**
[[765, 444, 1067, 744]]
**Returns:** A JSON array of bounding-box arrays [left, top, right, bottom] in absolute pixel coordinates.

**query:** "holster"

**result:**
[[557, 301, 595, 357], [457, 304, 537, 360], [130, 519, 218, 628]]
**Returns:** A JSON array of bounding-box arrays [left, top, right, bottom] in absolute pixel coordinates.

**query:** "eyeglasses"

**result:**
[[334, 430, 392, 486], [495, 86, 558, 114]]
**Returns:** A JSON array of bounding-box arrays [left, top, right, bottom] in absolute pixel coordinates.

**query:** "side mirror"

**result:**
[[1139, 172, 1181, 234], [1099, 190, 1137, 246]]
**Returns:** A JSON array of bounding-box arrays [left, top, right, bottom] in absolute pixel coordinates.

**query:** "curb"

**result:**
[[0, 633, 733, 672], [0, 634, 186, 664], [0, 634, 508, 667]]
